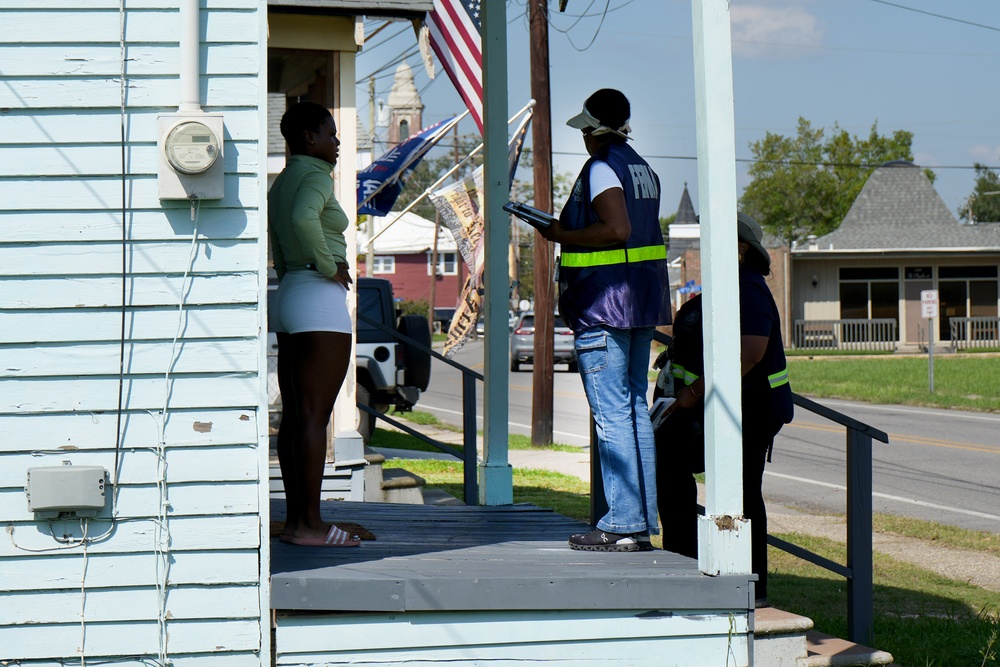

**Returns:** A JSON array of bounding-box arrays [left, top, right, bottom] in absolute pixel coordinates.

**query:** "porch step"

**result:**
[[268, 458, 367, 502], [801, 630, 895, 667], [363, 448, 427, 504], [754, 607, 812, 666], [754, 608, 894, 667]]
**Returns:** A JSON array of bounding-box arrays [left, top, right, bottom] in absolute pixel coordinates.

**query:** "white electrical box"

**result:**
[[158, 112, 225, 200], [26, 464, 108, 518]]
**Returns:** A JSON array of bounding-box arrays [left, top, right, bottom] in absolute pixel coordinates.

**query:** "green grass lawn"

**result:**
[[769, 533, 999, 667], [787, 355, 1000, 412]]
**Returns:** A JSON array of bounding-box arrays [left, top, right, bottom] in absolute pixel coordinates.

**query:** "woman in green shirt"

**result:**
[[269, 102, 359, 547]]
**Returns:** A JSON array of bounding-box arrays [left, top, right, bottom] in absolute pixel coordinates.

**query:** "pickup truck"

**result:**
[[266, 276, 431, 443]]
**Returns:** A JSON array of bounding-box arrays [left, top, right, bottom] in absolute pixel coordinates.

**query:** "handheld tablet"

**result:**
[[503, 201, 557, 231]]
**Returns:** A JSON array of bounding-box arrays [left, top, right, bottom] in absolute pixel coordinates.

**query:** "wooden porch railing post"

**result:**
[[463, 371, 480, 505], [846, 426, 874, 645]]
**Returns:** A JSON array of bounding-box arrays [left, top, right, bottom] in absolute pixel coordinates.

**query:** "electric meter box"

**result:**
[[26, 464, 108, 518], [158, 113, 225, 200]]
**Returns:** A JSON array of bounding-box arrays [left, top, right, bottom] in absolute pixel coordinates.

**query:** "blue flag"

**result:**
[[357, 116, 457, 217]]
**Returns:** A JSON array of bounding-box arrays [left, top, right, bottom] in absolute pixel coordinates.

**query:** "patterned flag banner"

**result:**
[[431, 112, 532, 357], [357, 116, 457, 217], [426, 0, 483, 135]]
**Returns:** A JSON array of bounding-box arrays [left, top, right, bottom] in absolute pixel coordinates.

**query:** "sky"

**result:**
[[355, 0, 1000, 221]]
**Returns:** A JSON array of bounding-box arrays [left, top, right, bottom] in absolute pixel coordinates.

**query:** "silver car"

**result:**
[[509, 311, 577, 372]]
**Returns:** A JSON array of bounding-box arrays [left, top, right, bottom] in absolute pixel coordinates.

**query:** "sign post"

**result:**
[[921, 290, 939, 393]]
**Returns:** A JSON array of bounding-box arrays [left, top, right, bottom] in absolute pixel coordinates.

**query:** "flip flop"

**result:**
[[285, 524, 361, 547]]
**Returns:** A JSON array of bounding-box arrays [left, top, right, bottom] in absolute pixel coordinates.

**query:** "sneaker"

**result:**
[[569, 528, 644, 552]]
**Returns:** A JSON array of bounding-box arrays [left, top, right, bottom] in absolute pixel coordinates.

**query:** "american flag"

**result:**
[[426, 0, 483, 134]]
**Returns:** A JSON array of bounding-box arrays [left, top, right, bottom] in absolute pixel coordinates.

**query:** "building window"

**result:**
[[839, 267, 899, 342], [372, 255, 395, 274], [938, 266, 998, 340], [428, 252, 458, 276], [399, 119, 409, 142]]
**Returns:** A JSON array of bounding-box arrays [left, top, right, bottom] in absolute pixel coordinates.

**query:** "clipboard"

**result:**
[[648, 396, 676, 430], [503, 201, 557, 231]]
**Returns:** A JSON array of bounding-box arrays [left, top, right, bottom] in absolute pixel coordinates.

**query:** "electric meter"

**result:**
[[157, 112, 225, 200], [164, 120, 221, 175]]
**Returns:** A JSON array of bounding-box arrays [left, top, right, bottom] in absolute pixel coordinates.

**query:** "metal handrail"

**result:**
[[357, 312, 482, 504], [770, 393, 888, 645]]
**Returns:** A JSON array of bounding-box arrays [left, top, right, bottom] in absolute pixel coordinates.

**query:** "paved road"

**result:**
[[422, 340, 1000, 534], [767, 398, 1000, 534]]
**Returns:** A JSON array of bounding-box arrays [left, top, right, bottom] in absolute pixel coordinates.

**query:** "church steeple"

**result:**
[[386, 63, 424, 147], [675, 182, 697, 224]]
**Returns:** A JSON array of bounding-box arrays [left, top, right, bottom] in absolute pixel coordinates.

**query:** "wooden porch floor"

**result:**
[[270, 499, 755, 614]]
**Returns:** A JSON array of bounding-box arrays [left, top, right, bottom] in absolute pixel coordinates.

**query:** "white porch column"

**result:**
[[690, 0, 753, 578], [332, 49, 365, 464], [479, 0, 514, 504]]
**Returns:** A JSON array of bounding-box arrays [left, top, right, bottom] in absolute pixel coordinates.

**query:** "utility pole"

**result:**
[[529, 0, 555, 447], [366, 76, 376, 278]]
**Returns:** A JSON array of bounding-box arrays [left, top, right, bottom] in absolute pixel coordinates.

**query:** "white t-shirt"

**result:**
[[588, 161, 623, 201]]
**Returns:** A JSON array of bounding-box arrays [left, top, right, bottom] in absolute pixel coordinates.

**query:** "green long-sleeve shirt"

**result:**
[[268, 154, 349, 280]]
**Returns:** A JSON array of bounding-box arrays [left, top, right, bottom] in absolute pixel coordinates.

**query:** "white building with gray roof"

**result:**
[[792, 161, 1000, 350]]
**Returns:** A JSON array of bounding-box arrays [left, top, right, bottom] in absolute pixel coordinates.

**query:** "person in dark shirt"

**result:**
[[656, 212, 792, 604]]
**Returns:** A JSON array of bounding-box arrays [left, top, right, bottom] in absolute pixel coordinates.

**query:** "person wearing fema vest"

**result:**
[[538, 89, 672, 551]]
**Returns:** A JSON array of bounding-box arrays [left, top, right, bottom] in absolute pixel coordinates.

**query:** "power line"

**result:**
[[869, 0, 1000, 32], [553, 149, 1000, 171]]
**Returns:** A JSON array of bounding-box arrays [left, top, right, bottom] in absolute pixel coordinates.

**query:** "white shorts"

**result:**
[[272, 269, 351, 334]]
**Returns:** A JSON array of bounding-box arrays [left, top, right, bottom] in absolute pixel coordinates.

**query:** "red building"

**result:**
[[357, 211, 464, 311]]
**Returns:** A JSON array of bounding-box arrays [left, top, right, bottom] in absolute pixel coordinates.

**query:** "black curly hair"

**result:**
[[280, 101, 332, 152]]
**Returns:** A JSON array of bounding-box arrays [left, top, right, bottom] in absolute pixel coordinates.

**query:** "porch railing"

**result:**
[[949, 316, 1000, 350], [356, 312, 483, 505], [792, 318, 897, 352], [769, 393, 889, 645]]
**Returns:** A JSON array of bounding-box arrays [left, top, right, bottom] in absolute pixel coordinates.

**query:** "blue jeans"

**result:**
[[575, 326, 658, 535]]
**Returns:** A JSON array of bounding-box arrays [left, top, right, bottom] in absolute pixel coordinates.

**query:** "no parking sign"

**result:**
[[920, 290, 939, 319]]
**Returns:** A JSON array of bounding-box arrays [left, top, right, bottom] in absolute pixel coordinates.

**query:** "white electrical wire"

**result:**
[[151, 196, 201, 665], [79, 518, 90, 667]]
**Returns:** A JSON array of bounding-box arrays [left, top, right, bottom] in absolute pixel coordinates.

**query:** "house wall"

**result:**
[[359, 253, 463, 309], [0, 2, 269, 664]]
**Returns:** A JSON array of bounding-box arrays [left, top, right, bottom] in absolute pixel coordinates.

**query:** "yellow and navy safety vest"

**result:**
[[669, 274, 793, 426], [557, 142, 672, 332]]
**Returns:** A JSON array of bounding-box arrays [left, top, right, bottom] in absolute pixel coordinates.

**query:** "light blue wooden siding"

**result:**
[[0, 1, 268, 665], [276, 610, 751, 666]]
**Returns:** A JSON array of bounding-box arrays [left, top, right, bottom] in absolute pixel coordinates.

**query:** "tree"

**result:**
[[958, 163, 1000, 223], [659, 213, 676, 238], [739, 118, 931, 245]]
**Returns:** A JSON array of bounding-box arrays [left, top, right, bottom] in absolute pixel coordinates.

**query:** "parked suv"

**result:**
[[355, 277, 432, 442], [509, 311, 577, 372]]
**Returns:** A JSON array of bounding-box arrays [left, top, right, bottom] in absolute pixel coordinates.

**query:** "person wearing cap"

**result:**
[[538, 88, 672, 552], [655, 212, 793, 605]]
